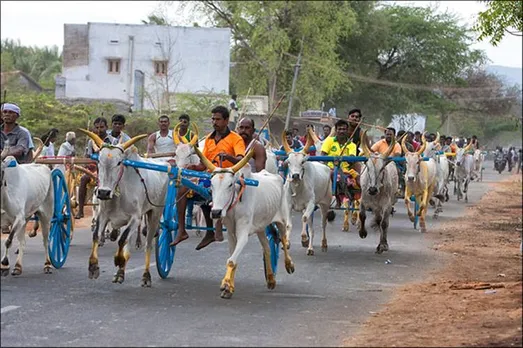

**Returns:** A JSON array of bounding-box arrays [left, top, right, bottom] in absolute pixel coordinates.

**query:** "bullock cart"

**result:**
[[88, 154, 282, 280]]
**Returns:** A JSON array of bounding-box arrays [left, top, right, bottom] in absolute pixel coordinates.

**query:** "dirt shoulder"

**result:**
[[344, 175, 523, 347]]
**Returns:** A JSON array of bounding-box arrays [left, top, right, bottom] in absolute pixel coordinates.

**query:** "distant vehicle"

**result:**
[[494, 151, 507, 174]]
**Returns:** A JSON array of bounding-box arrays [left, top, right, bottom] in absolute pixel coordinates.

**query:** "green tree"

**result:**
[[141, 14, 171, 25], [180, 0, 356, 112], [474, 0, 523, 46], [1, 39, 62, 88], [333, 4, 486, 124]]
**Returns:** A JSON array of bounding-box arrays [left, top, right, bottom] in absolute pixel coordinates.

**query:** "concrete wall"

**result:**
[[58, 22, 231, 110]]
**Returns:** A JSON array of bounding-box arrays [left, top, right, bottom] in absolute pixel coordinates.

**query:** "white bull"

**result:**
[[473, 149, 485, 182], [281, 132, 332, 256], [1, 156, 54, 276], [194, 146, 295, 299], [358, 131, 399, 254], [423, 133, 450, 218], [401, 136, 438, 233], [78, 129, 169, 287], [455, 143, 475, 202]]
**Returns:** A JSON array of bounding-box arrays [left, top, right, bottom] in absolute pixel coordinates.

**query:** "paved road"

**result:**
[[1, 162, 505, 347]]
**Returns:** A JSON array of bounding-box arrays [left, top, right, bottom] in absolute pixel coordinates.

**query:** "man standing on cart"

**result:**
[[170, 105, 246, 250]]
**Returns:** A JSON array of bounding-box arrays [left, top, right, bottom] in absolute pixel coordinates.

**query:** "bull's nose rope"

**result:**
[[227, 175, 246, 212]]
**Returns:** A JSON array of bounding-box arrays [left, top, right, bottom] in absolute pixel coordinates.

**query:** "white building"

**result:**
[[56, 22, 231, 111]]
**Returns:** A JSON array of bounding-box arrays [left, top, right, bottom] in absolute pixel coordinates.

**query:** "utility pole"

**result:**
[[285, 36, 305, 130]]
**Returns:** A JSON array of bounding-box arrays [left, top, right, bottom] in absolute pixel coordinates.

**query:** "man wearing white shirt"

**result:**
[[41, 128, 59, 157], [107, 114, 131, 144]]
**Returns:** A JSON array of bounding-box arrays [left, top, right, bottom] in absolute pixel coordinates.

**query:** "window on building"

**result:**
[[154, 61, 168, 76], [108, 59, 121, 74]]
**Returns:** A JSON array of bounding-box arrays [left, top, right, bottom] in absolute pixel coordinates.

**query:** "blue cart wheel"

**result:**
[[48, 169, 72, 269], [263, 224, 280, 278], [155, 205, 177, 279]]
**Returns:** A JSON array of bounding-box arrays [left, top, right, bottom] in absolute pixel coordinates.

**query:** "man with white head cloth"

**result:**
[[55, 131, 76, 175], [1, 102, 34, 163], [57, 131, 76, 157]]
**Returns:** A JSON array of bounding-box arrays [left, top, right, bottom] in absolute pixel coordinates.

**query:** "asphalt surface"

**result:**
[[1, 161, 506, 347]]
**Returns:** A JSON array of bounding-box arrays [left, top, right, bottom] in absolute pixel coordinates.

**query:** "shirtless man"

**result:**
[[237, 117, 266, 172]]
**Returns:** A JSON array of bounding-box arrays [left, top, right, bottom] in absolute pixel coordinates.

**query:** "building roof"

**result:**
[[0, 70, 43, 92]]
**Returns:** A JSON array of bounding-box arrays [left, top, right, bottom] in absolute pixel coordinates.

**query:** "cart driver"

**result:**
[[320, 119, 361, 221], [170, 105, 246, 250]]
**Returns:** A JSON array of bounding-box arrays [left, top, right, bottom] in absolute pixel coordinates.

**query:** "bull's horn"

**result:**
[[383, 133, 396, 159], [77, 128, 104, 149], [231, 148, 255, 174], [433, 132, 440, 145], [401, 135, 409, 155], [92, 142, 100, 153], [73, 165, 97, 179], [281, 130, 292, 154], [189, 122, 199, 145], [464, 141, 472, 152], [417, 134, 427, 156], [307, 127, 321, 144], [172, 123, 183, 145], [301, 132, 314, 154], [121, 134, 148, 150], [360, 130, 372, 157], [193, 145, 216, 172], [32, 137, 44, 159]]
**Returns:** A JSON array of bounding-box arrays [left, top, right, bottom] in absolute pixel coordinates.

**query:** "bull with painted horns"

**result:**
[[454, 141, 474, 202], [423, 132, 450, 218], [358, 130, 399, 253], [77, 129, 169, 287], [281, 130, 333, 256], [401, 134, 438, 233], [193, 145, 295, 299]]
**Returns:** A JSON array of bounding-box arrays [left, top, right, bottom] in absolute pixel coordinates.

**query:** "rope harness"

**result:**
[[132, 167, 165, 208], [227, 175, 246, 212]]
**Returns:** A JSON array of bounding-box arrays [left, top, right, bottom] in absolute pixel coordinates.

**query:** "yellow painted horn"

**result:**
[[281, 130, 292, 154], [77, 128, 104, 149], [301, 132, 314, 154], [121, 134, 148, 150], [193, 145, 216, 172], [189, 122, 199, 146], [32, 137, 44, 159], [433, 132, 440, 145], [307, 127, 321, 144], [173, 123, 183, 145], [401, 135, 410, 155], [231, 148, 255, 173], [463, 141, 472, 153], [417, 134, 427, 156], [383, 133, 396, 159], [360, 130, 371, 157]]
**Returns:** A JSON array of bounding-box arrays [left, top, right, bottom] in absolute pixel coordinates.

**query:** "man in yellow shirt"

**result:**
[[170, 105, 246, 250], [321, 120, 361, 219], [371, 127, 402, 156]]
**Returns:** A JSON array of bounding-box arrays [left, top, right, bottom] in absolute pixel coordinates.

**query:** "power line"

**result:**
[[282, 52, 519, 95]]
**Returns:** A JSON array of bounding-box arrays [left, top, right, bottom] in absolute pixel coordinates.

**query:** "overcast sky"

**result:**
[[1, 0, 521, 68]]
